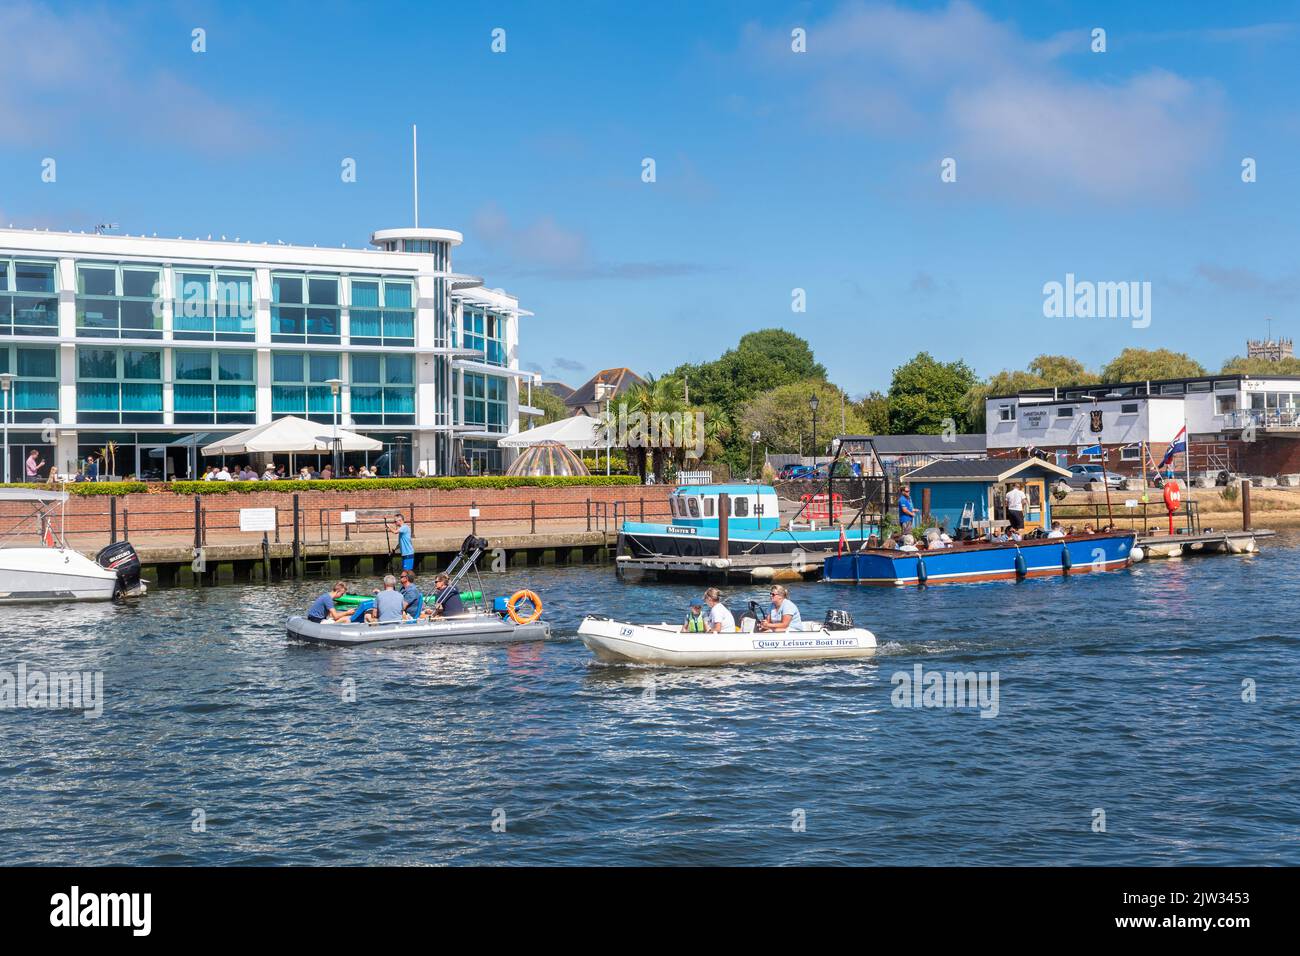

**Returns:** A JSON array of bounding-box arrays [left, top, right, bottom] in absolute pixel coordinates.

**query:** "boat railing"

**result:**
[[1051, 498, 1202, 535]]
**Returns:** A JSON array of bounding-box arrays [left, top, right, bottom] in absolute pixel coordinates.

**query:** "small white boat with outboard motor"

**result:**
[[0, 488, 146, 603], [287, 534, 553, 648], [578, 606, 877, 666]]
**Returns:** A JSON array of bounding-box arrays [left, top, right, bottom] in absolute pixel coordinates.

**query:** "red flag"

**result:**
[[43, 526, 55, 548]]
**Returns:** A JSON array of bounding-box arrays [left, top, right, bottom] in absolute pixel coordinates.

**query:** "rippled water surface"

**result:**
[[2, 532, 1298, 865]]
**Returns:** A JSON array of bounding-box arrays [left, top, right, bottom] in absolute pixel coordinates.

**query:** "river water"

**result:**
[[2, 532, 1297, 865]]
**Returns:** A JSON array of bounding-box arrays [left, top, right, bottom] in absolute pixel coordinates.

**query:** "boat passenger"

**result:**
[[682, 604, 707, 633], [1005, 482, 1027, 532], [991, 529, 1009, 543], [364, 575, 405, 624], [426, 573, 465, 618], [703, 587, 736, 633], [898, 534, 919, 552], [398, 570, 424, 619], [391, 513, 415, 571], [898, 484, 916, 530], [1081, 523, 1095, 534], [308, 582, 353, 624], [1047, 522, 1066, 538], [758, 585, 802, 632], [937, 532, 953, 548]]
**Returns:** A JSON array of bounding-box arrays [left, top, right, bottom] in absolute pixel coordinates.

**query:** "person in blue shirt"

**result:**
[[307, 581, 351, 624], [758, 584, 803, 632], [391, 513, 415, 571], [398, 569, 424, 619], [898, 484, 916, 530]]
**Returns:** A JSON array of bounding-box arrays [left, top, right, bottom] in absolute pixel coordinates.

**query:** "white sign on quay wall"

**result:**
[[340, 511, 357, 525], [239, 508, 277, 532]]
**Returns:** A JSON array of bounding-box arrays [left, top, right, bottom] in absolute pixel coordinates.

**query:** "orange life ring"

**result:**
[[507, 589, 543, 625]]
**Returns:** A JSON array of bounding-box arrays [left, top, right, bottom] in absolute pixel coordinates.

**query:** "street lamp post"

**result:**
[[0, 373, 14, 484], [749, 430, 761, 481], [809, 394, 820, 469], [325, 378, 343, 476]]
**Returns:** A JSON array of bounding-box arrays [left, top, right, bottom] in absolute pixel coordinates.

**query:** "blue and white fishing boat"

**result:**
[[617, 484, 877, 559], [822, 457, 1137, 586]]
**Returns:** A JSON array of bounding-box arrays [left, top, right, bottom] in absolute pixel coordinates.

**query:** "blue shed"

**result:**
[[901, 457, 1073, 533]]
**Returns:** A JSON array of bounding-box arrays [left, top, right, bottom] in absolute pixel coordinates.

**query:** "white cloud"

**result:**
[[742, 0, 1226, 201], [0, 1, 266, 151]]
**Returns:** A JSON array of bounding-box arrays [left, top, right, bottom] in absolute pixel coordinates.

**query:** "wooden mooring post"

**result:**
[[1241, 481, 1252, 531], [718, 493, 730, 561]]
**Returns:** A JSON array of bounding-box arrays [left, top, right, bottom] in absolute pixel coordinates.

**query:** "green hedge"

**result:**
[[169, 475, 644, 495], [3, 481, 149, 496]]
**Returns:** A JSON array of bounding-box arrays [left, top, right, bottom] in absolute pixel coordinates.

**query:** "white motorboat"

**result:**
[[0, 489, 145, 603], [578, 614, 878, 666]]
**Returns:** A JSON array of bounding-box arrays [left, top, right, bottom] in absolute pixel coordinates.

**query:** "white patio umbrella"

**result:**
[[202, 417, 383, 456], [496, 414, 605, 450]]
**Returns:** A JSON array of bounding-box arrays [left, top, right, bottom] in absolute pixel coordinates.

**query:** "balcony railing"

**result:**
[[1223, 408, 1300, 430]]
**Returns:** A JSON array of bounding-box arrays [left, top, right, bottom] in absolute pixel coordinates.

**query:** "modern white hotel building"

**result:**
[[0, 223, 541, 480]]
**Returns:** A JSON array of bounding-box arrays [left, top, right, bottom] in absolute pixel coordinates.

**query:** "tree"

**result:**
[[1221, 354, 1300, 375], [852, 390, 890, 434], [886, 352, 977, 434], [528, 388, 569, 425], [961, 354, 1098, 430], [738, 379, 873, 455], [1100, 348, 1205, 382]]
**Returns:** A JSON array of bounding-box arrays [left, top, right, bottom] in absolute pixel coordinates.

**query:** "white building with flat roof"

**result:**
[[0, 224, 542, 479], [987, 373, 1300, 475]]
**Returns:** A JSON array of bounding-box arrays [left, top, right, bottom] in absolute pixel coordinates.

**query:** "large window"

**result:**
[[462, 372, 507, 432], [174, 350, 256, 425], [460, 308, 507, 365], [0, 345, 59, 422], [76, 263, 163, 339], [349, 277, 414, 346], [272, 274, 340, 344], [271, 352, 340, 422], [0, 260, 59, 337], [174, 269, 255, 341], [76, 347, 163, 423], [351, 353, 415, 425]]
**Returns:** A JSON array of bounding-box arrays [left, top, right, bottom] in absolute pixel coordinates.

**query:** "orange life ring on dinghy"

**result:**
[[507, 590, 543, 625]]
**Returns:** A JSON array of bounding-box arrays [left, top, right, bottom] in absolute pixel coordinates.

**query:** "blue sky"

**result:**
[[3, 0, 1299, 393]]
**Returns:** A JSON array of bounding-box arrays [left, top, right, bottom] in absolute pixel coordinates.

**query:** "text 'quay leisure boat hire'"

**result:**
[[578, 614, 878, 666], [617, 483, 876, 559]]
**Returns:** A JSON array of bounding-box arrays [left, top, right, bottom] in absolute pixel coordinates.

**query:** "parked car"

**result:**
[[778, 464, 817, 480], [1063, 464, 1125, 489]]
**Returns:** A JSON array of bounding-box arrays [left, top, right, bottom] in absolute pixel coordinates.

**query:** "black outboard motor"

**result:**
[[825, 609, 854, 631], [96, 541, 144, 597]]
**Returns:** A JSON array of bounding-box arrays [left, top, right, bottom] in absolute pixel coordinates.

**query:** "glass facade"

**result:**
[[272, 351, 341, 422], [460, 308, 507, 365], [0, 345, 59, 422], [463, 372, 508, 432], [272, 274, 340, 344], [349, 277, 414, 346], [0, 259, 59, 336], [76, 263, 163, 339], [174, 269, 255, 340], [76, 347, 164, 423], [0, 234, 525, 476], [173, 350, 257, 425], [351, 353, 415, 425]]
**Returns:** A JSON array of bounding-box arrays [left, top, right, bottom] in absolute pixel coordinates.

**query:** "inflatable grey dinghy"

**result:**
[[287, 612, 552, 647]]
